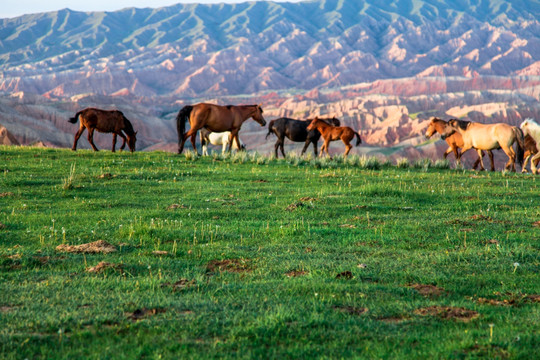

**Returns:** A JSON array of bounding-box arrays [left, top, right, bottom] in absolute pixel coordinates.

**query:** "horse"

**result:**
[[520, 119, 540, 174], [266, 117, 341, 158], [200, 129, 246, 156], [425, 117, 494, 171], [440, 119, 524, 172], [522, 134, 540, 173], [69, 108, 137, 152], [306, 117, 361, 157], [176, 103, 266, 155]]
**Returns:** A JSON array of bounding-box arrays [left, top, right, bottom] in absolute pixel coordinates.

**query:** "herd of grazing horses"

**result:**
[[67, 103, 540, 173]]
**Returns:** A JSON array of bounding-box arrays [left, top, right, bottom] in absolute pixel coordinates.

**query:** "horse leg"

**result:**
[[190, 133, 198, 155], [274, 140, 281, 158], [500, 144, 516, 172], [487, 150, 495, 171], [181, 128, 199, 155], [313, 140, 318, 157], [87, 128, 99, 151], [343, 137, 352, 156], [530, 153, 540, 174], [72, 126, 85, 151], [475, 149, 485, 171], [301, 140, 310, 156], [112, 133, 117, 152], [280, 140, 286, 158], [456, 147, 471, 167], [522, 154, 531, 173]]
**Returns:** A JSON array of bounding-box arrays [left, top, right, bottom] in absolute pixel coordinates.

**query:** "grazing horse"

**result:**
[[425, 117, 494, 171], [306, 117, 361, 157], [520, 119, 540, 174], [441, 119, 524, 172], [176, 103, 266, 155], [266, 117, 340, 158], [69, 108, 137, 152], [200, 129, 246, 156]]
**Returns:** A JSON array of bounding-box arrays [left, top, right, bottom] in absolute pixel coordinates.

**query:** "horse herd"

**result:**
[[67, 103, 540, 174]]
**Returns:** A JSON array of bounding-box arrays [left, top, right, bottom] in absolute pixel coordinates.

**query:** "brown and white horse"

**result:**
[[176, 103, 266, 155]]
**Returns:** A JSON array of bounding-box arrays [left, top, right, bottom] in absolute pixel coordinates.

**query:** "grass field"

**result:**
[[1, 146, 539, 359]]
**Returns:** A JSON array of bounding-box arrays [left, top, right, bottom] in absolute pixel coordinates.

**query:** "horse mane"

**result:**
[[452, 119, 470, 130], [123, 117, 135, 136]]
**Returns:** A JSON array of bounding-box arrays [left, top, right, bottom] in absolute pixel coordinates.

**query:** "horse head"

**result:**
[[425, 117, 445, 138], [520, 118, 537, 136], [306, 117, 319, 131], [252, 105, 266, 127], [440, 119, 459, 140], [331, 117, 341, 126], [128, 131, 137, 152]]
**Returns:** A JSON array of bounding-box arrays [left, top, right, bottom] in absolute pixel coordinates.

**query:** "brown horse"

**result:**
[[306, 117, 361, 157], [522, 134, 540, 173], [69, 108, 137, 152], [440, 119, 524, 172], [425, 117, 494, 171], [176, 103, 266, 154]]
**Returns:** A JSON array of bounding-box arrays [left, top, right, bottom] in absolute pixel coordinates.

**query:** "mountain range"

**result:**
[[1, 0, 540, 165]]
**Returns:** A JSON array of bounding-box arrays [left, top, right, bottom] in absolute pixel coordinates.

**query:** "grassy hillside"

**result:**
[[1, 146, 539, 359]]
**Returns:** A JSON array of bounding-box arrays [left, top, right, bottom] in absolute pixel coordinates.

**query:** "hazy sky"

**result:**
[[1, 0, 306, 19]]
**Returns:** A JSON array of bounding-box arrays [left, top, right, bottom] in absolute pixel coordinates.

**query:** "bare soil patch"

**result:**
[[152, 250, 169, 256], [206, 259, 251, 274], [409, 284, 445, 297], [167, 204, 188, 210], [56, 240, 117, 254], [336, 271, 354, 280], [414, 306, 479, 322], [87, 261, 123, 274], [127, 308, 166, 321], [161, 279, 196, 292], [0, 192, 14, 197], [378, 315, 409, 323]]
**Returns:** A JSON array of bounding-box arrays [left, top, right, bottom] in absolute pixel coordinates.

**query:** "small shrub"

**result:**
[[396, 158, 410, 169]]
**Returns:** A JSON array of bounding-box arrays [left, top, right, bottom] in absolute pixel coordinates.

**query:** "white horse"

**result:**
[[520, 118, 540, 174], [200, 128, 246, 156]]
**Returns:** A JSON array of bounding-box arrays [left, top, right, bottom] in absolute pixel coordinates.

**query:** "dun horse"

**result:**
[[306, 117, 361, 157], [266, 117, 340, 158], [425, 117, 493, 170], [69, 108, 137, 152], [176, 103, 266, 155], [441, 119, 524, 172], [200, 129, 246, 156], [520, 119, 540, 174]]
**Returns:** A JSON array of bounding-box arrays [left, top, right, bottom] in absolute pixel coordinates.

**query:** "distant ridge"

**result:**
[[1, 0, 539, 98]]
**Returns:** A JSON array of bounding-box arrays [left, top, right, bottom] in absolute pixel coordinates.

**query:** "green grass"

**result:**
[[1, 146, 539, 359]]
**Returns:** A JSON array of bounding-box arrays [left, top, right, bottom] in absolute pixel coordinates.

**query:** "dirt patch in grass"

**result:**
[[526, 294, 540, 303], [56, 240, 117, 254], [286, 202, 305, 211], [161, 279, 196, 292], [167, 203, 188, 210], [87, 261, 123, 274], [409, 284, 445, 297], [127, 308, 166, 321], [0, 192, 14, 197], [285, 270, 308, 278], [253, 179, 268, 183], [339, 224, 356, 228], [0, 223, 6, 230], [299, 197, 317, 202], [0, 305, 18, 313], [533, 221, 540, 228], [152, 250, 169, 256], [336, 271, 354, 280], [414, 306, 479, 322], [333, 305, 368, 316], [206, 259, 251, 274]]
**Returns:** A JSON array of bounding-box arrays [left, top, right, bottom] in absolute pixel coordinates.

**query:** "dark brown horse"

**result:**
[[307, 117, 361, 157], [266, 117, 340, 158], [176, 103, 266, 154], [69, 108, 137, 152], [425, 117, 494, 171]]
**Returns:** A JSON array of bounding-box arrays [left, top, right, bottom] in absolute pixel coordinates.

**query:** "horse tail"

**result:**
[[69, 111, 84, 124], [176, 105, 193, 140], [266, 120, 276, 139], [514, 127, 525, 167], [355, 131, 362, 146]]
